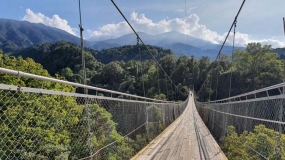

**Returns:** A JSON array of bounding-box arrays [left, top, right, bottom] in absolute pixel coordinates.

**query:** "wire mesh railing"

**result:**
[[0, 68, 188, 160], [196, 84, 285, 160]]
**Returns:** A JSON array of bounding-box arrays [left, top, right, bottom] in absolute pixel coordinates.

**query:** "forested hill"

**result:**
[[91, 45, 174, 64], [12, 41, 186, 99], [0, 18, 85, 54], [8, 41, 285, 101], [12, 41, 101, 74], [0, 49, 144, 159], [274, 48, 285, 59]]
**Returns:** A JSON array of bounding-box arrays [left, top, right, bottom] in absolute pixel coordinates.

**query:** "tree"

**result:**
[[154, 94, 167, 100], [146, 105, 163, 140], [0, 52, 135, 159], [68, 104, 134, 160], [233, 43, 283, 93], [222, 126, 249, 160], [222, 125, 285, 160], [61, 67, 74, 79], [159, 54, 177, 77], [101, 61, 124, 89], [0, 53, 78, 159]]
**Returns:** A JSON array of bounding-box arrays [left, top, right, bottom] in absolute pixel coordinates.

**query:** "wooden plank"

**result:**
[[133, 97, 228, 160], [158, 118, 185, 160]]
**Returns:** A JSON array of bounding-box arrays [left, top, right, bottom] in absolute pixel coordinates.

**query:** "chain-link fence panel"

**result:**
[[0, 84, 188, 160], [196, 96, 285, 160]]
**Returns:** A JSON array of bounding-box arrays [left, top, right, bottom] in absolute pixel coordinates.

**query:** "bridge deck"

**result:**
[[133, 97, 227, 160]]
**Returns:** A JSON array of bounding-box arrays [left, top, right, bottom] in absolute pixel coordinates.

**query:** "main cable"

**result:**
[[138, 37, 146, 97], [229, 21, 237, 97], [78, 0, 92, 158], [110, 0, 187, 96], [197, 0, 246, 98], [185, 0, 189, 53]]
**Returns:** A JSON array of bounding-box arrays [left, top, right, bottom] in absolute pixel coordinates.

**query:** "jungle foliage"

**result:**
[[222, 125, 285, 160], [10, 41, 285, 101], [1, 41, 284, 159], [0, 51, 159, 159]]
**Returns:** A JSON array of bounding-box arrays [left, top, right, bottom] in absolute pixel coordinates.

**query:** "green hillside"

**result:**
[[0, 18, 82, 54]]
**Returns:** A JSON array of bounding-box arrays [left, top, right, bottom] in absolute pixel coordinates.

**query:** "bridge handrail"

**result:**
[[0, 67, 170, 103], [0, 84, 180, 105], [205, 82, 285, 104]]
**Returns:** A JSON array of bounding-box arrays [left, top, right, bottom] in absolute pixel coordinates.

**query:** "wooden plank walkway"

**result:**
[[132, 96, 227, 160]]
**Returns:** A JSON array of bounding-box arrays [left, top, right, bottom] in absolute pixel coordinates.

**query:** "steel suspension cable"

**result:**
[[184, 0, 189, 52], [229, 21, 237, 98], [215, 64, 220, 100], [157, 64, 161, 94], [283, 17, 285, 35], [209, 71, 213, 101], [197, 0, 246, 98], [110, 0, 187, 97], [78, 0, 92, 158], [165, 74, 169, 101], [137, 37, 146, 97]]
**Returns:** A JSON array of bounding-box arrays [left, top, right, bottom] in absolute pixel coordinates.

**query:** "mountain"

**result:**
[[12, 41, 102, 77], [0, 18, 90, 54], [92, 31, 245, 59], [0, 18, 244, 58], [274, 48, 285, 59]]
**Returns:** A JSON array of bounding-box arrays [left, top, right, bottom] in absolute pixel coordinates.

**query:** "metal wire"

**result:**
[[0, 83, 188, 160], [138, 38, 146, 98], [197, 0, 246, 97], [110, 0, 187, 96], [228, 20, 237, 98], [0, 67, 168, 103], [196, 87, 285, 159]]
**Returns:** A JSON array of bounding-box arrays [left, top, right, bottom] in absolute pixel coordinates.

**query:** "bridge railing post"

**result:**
[[276, 86, 284, 156]]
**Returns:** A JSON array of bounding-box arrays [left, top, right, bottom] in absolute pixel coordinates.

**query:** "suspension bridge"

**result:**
[[0, 66, 284, 160], [1, 0, 284, 160]]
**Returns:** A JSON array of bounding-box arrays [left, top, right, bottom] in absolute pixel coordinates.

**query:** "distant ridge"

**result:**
[[92, 31, 245, 58], [0, 18, 89, 53], [0, 18, 246, 58]]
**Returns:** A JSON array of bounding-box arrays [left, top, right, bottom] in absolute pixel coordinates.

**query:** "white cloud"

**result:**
[[87, 21, 131, 40], [251, 39, 285, 48], [87, 12, 285, 48], [226, 32, 285, 48], [21, 9, 284, 48], [22, 9, 78, 36]]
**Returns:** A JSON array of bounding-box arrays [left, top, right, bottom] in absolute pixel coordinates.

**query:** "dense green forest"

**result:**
[[0, 40, 285, 159], [222, 125, 285, 160], [12, 41, 189, 100], [11, 41, 285, 101], [0, 50, 171, 159], [199, 43, 284, 101]]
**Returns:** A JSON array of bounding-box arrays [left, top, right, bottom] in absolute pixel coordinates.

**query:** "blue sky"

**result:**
[[1, 0, 285, 47]]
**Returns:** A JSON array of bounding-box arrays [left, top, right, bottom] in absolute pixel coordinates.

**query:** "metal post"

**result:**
[[278, 94, 283, 156], [78, 0, 86, 88], [78, 0, 92, 158], [216, 74, 219, 100], [229, 20, 237, 98], [165, 74, 169, 101], [146, 109, 149, 141], [283, 17, 285, 35], [157, 64, 160, 94], [277, 59, 285, 155], [209, 72, 212, 101]]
